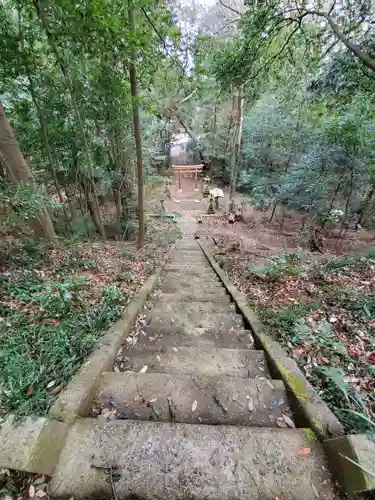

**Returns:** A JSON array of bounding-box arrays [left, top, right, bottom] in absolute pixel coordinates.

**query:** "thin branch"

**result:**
[[213, 19, 239, 35], [140, 7, 186, 76], [328, 1, 336, 16], [219, 0, 241, 16], [248, 24, 300, 83], [179, 88, 197, 105]]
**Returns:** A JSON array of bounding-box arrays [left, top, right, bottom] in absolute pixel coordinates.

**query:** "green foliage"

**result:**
[[0, 239, 49, 267], [0, 272, 127, 419], [293, 319, 347, 356], [121, 219, 138, 240], [250, 252, 300, 281], [122, 248, 137, 260]]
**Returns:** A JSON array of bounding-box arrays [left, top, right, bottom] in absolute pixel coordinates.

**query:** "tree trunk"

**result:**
[[269, 200, 278, 222], [338, 168, 354, 242], [320, 182, 341, 229], [0, 102, 56, 240], [33, 0, 106, 240], [26, 72, 72, 229], [356, 183, 375, 228], [128, 0, 145, 247], [229, 86, 245, 200]]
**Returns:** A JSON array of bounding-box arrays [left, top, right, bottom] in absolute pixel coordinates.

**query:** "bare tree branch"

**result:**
[[328, 1, 336, 16], [140, 7, 186, 76], [219, 0, 241, 16], [214, 19, 240, 35], [179, 88, 198, 105]]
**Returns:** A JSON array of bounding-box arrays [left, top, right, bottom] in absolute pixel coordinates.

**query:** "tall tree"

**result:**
[[128, 0, 144, 247], [0, 102, 56, 240]]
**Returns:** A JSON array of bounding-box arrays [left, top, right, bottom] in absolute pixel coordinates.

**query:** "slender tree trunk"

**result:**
[[128, 0, 144, 247], [26, 73, 72, 229], [33, 0, 106, 240], [229, 85, 245, 200], [338, 168, 354, 242], [0, 102, 56, 240], [321, 182, 341, 229], [269, 200, 278, 222]]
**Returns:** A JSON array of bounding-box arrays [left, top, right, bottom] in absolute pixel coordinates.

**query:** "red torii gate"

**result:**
[[173, 164, 204, 190]]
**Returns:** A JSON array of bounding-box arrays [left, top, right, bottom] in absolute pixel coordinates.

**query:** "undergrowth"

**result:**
[[0, 271, 127, 420], [0, 238, 131, 421], [255, 252, 375, 435]]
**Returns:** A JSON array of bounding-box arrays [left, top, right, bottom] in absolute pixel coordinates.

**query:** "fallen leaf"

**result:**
[[33, 477, 46, 486], [311, 482, 319, 498], [26, 385, 33, 397], [148, 398, 158, 404], [192, 400, 197, 412], [275, 417, 288, 428], [52, 385, 63, 395], [300, 447, 311, 456], [139, 365, 148, 374], [172, 347, 178, 353], [294, 348, 305, 357], [47, 380, 56, 389], [247, 397, 254, 412], [282, 414, 295, 428], [319, 357, 330, 364], [35, 490, 46, 498], [29, 485, 36, 498]]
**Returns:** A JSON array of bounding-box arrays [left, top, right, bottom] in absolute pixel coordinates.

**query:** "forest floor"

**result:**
[[167, 175, 375, 436], [0, 177, 180, 423]]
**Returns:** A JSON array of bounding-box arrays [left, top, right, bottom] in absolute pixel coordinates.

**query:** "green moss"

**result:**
[[303, 428, 318, 443], [277, 365, 309, 402]]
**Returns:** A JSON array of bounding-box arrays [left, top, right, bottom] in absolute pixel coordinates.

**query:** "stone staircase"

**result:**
[[51, 238, 335, 499]]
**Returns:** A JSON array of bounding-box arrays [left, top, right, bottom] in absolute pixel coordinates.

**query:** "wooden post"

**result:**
[[195, 168, 198, 189], [178, 170, 181, 190]]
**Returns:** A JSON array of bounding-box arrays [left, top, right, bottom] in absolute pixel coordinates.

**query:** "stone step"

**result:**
[[92, 372, 291, 427], [116, 345, 270, 378], [150, 299, 237, 317], [175, 244, 201, 251], [51, 419, 335, 499], [162, 267, 215, 277], [169, 253, 206, 259], [158, 291, 231, 304], [159, 279, 226, 294], [132, 325, 254, 349], [166, 262, 209, 268], [146, 311, 244, 337]]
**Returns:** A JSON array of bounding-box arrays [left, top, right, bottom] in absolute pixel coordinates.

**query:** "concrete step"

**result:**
[[92, 372, 292, 427], [116, 345, 270, 378], [132, 325, 254, 349], [146, 311, 244, 337], [51, 419, 335, 499]]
